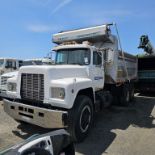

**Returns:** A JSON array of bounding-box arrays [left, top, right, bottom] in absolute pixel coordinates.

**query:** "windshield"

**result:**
[[55, 48, 90, 65], [22, 60, 43, 66], [0, 59, 4, 67]]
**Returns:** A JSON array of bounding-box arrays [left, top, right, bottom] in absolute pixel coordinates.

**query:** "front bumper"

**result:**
[[3, 99, 68, 128]]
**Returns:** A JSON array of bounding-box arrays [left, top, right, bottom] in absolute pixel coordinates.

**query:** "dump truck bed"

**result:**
[[105, 50, 137, 84]]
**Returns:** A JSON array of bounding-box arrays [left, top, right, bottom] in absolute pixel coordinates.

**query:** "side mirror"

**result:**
[[19, 136, 53, 155], [0, 130, 75, 155]]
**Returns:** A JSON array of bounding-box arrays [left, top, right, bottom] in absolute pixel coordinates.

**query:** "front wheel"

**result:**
[[68, 95, 94, 142]]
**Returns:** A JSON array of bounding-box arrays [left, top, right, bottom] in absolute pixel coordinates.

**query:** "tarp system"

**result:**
[[52, 25, 112, 44]]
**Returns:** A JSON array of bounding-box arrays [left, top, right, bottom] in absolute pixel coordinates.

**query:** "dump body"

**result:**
[[104, 50, 137, 84]]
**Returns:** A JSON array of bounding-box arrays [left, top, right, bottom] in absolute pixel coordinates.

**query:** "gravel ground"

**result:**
[[0, 94, 155, 155]]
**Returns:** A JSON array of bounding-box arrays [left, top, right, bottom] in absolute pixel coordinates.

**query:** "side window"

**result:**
[[12, 61, 16, 69], [5, 60, 13, 68], [93, 51, 102, 65], [19, 61, 23, 67]]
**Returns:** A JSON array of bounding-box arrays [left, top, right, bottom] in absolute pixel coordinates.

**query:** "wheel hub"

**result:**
[[80, 105, 91, 133]]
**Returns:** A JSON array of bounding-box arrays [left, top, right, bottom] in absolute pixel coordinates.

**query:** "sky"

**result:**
[[0, 0, 155, 59]]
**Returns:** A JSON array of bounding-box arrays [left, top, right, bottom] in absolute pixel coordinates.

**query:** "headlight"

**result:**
[[8, 83, 17, 92], [51, 87, 65, 99]]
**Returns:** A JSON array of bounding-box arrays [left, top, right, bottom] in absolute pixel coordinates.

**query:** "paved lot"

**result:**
[[0, 94, 155, 155]]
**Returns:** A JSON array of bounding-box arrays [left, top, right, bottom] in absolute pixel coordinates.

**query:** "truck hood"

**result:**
[[19, 65, 89, 79]]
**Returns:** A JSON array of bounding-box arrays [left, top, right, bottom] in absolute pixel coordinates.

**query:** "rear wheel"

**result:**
[[60, 143, 75, 155], [129, 83, 134, 101], [68, 95, 94, 142], [119, 84, 130, 106]]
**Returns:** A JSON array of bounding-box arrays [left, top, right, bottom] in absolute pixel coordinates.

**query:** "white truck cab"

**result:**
[[0, 58, 22, 75], [4, 24, 137, 142]]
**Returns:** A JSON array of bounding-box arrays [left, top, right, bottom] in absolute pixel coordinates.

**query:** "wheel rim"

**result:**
[[79, 105, 91, 133]]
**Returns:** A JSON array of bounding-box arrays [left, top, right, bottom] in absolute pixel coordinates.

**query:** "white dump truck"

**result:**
[[0, 58, 23, 75], [4, 24, 137, 142]]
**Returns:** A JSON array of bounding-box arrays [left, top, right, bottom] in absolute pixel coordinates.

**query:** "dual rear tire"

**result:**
[[112, 83, 134, 106], [119, 83, 134, 106]]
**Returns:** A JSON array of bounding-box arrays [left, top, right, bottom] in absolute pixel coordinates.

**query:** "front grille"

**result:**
[[21, 73, 44, 102], [1, 76, 9, 86]]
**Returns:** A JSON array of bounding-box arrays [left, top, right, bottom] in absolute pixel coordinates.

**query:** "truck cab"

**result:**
[[53, 43, 105, 91], [0, 58, 22, 75]]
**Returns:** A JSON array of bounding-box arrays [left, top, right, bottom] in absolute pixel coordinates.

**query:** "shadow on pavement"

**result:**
[[12, 96, 155, 155], [76, 95, 155, 155]]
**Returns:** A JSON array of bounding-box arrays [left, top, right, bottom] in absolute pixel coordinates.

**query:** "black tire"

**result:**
[[68, 95, 94, 142], [119, 84, 130, 106], [60, 143, 75, 155], [111, 85, 120, 105], [129, 83, 135, 101]]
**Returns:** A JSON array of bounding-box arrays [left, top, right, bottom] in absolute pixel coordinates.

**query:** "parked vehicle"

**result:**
[[137, 35, 155, 92], [0, 71, 18, 99], [3, 23, 138, 142], [0, 58, 23, 75], [0, 129, 75, 155], [0, 58, 53, 99]]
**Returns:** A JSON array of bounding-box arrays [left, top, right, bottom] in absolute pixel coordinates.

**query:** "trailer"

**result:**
[[4, 23, 137, 142]]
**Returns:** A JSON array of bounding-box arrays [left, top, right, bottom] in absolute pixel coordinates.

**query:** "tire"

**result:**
[[68, 95, 94, 142], [129, 83, 134, 101], [60, 143, 75, 155], [96, 91, 113, 109], [111, 85, 120, 105], [119, 84, 130, 106]]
